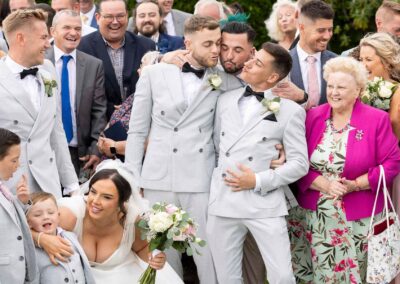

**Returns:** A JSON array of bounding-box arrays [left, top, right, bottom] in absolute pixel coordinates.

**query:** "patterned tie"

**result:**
[[61, 55, 73, 143], [306, 56, 320, 110], [81, 14, 88, 25], [0, 182, 13, 201]]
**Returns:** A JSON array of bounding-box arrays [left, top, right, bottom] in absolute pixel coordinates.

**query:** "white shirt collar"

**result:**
[[164, 12, 173, 23], [296, 44, 321, 63], [54, 45, 77, 63], [81, 5, 96, 20], [5, 55, 37, 74]]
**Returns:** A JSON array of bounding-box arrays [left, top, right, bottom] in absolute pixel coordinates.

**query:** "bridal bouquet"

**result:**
[[137, 203, 206, 284], [361, 77, 397, 111]]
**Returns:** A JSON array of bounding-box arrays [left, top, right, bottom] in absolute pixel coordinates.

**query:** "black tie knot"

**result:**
[[20, 68, 38, 79], [243, 86, 264, 102], [182, 62, 205, 79]]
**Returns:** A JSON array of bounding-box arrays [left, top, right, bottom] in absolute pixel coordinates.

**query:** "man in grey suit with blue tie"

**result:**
[[0, 9, 79, 198], [207, 42, 308, 284], [125, 15, 241, 283], [272, 0, 336, 109], [45, 10, 107, 178]]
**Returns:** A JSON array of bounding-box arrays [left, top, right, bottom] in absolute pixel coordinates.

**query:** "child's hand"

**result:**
[[16, 174, 30, 204]]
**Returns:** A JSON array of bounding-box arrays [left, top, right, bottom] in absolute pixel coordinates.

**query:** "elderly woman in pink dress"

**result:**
[[296, 57, 400, 283]]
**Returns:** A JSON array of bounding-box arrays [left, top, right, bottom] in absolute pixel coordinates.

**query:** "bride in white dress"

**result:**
[[54, 160, 184, 284]]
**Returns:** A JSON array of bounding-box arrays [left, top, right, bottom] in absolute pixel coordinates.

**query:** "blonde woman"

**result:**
[[265, 0, 297, 49], [359, 32, 400, 139]]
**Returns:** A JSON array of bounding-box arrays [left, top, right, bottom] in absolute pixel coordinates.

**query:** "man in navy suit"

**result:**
[[78, 0, 155, 119], [272, 0, 337, 109], [80, 0, 98, 29], [133, 0, 184, 54]]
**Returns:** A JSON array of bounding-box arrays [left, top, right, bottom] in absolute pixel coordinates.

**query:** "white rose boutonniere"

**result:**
[[261, 97, 281, 114], [208, 74, 222, 90], [42, 76, 57, 97]]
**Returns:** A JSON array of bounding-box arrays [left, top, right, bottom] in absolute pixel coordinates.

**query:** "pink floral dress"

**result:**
[[300, 119, 381, 283]]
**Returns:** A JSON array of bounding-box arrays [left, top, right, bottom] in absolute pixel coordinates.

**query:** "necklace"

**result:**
[[329, 119, 350, 134]]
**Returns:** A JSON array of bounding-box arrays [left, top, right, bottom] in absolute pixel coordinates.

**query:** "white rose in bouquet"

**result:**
[[148, 212, 173, 233], [378, 84, 393, 98]]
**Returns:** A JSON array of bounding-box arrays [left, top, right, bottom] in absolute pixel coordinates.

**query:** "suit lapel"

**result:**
[[319, 51, 329, 104], [123, 34, 139, 96], [163, 66, 186, 116], [75, 51, 86, 115], [0, 195, 19, 226], [176, 68, 214, 125], [30, 68, 52, 135], [289, 48, 305, 91], [227, 102, 273, 152], [0, 60, 38, 120]]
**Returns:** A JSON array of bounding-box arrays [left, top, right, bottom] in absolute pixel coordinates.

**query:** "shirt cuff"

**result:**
[[253, 173, 261, 193], [63, 182, 80, 195]]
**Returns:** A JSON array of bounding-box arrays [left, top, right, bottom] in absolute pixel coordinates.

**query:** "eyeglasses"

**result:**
[[100, 13, 127, 22]]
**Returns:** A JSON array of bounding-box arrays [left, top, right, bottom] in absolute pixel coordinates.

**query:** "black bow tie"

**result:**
[[20, 68, 38, 79], [182, 62, 205, 79], [243, 86, 264, 102]]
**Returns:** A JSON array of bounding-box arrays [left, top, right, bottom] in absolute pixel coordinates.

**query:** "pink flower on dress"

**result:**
[[329, 152, 334, 163], [350, 273, 357, 284], [334, 260, 346, 272], [311, 248, 317, 262], [306, 230, 312, 243], [331, 235, 343, 246], [347, 258, 357, 269]]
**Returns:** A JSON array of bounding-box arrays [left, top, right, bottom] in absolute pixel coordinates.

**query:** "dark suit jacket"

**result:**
[[90, 12, 98, 29], [157, 32, 184, 54], [77, 31, 156, 118], [289, 46, 337, 105], [46, 47, 107, 157]]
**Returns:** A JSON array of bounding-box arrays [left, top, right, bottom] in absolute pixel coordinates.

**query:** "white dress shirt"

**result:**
[[5, 56, 42, 112], [82, 24, 97, 37], [81, 5, 96, 28], [181, 68, 204, 107], [164, 12, 176, 36], [296, 44, 322, 94], [238, 86, 273, 192], [54, 46, 78, 147]]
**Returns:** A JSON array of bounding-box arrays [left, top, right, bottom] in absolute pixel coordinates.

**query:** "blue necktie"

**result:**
[[61, 55, 73, 143]]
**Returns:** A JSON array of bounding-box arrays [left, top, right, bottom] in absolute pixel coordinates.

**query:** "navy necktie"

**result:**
[[61, 55, 73, 143], [243, 86, 264, 102]]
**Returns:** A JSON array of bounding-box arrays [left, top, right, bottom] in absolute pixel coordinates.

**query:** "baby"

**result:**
[[26, 192, 95, 284]]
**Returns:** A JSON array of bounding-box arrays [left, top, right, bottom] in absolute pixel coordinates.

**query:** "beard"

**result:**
[[191, 51, 218, 68], [139, 22, 158, 37], [221, 60, 244, 74]]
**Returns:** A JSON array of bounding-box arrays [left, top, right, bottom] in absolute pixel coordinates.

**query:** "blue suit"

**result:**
[[157, 33, 184, 54], [289, 46, 337, 105]]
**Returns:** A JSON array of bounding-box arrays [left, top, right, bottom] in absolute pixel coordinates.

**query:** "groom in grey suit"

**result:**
[[0, 9, 78, 198], [125, 15, 240, 283], [207, 42, 308, 284]]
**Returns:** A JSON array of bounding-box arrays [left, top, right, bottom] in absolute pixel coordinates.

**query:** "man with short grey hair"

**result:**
[[46, 9, 107, 178]]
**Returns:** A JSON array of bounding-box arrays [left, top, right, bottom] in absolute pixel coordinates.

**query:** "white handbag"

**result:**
[[367, 165, 400, 283]]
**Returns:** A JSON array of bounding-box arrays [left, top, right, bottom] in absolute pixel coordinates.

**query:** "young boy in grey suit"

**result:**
[[0, 128, 38, 284], [26, 192, 95, 284]]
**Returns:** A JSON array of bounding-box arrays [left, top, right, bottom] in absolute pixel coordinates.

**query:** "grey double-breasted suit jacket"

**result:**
[[125, 63, 241, 192], [208, 87, 309, 219], [0, 59, 78, 198]]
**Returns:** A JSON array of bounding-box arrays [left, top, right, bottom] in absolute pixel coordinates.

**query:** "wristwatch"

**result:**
[[298, 91, 309, 104], [110, 143, 117, 157]]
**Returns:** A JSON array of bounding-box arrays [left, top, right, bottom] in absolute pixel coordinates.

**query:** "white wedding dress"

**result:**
[[58, 196, 184, 284]]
